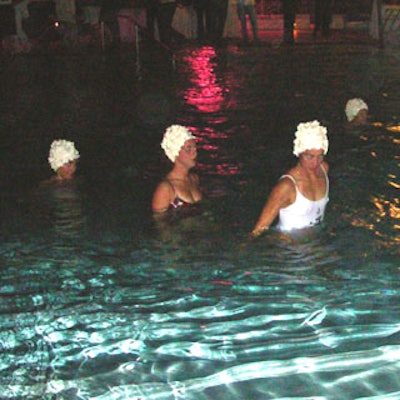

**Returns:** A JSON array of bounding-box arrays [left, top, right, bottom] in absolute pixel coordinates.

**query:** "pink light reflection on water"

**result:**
[[193, 129, 243, 177], [182, 47, 226, 114], [181, 47, 243, 178]]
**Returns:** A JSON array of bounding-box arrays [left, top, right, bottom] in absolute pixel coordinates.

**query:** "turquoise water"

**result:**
[[0, 41, 399, 399]]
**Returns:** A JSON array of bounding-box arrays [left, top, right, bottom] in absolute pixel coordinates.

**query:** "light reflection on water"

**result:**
[[182, 47, 227, 114], [0, 42, 399, 399]]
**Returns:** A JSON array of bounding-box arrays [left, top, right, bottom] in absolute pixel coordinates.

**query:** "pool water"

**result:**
[[0, 40, 399, 399]]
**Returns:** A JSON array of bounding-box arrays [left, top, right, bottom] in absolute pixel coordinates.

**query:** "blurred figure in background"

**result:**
[[313, 0, 334, 37], [157, 0, 178, 45], [236, 0, 260, 45], [282, 0, 300, 44], [145, 0, 158, 38], [208, 0, 228, 42], [194, 0, 211, 41], [345, 98, 369, 127]]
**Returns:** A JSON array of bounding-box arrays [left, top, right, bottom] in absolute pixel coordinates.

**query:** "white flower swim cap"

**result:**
[[293, 120, 329, 157], [161, 125, 195, 162], [48, 139, 80, 171], [345, 98, 368, 122]]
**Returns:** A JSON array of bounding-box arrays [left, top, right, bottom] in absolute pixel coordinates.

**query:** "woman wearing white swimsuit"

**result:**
[[252, 120, 329, 236]]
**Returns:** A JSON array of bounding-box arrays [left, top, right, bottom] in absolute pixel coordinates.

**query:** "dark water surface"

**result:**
[[0, 40, 399, 399]]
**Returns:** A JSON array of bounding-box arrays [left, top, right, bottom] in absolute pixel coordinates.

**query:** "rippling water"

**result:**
[[0, 39, 399, 399]]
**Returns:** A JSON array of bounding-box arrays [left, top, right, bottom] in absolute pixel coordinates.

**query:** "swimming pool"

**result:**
[[0, 40, 399, 399]]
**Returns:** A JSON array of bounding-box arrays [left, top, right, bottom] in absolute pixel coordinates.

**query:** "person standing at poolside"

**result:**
[[282, 0, 300, 45], [157, 0, 178, 45], [252, 120, 329, 236], [313, 0, 334, 37], [236, 0, 259, 45], [194, 0, 211, 41], [208, 0, 228, 42], [152, 125, 202, 214]]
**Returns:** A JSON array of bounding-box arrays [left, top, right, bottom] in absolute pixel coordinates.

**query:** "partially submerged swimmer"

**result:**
[[252, 120, 329, 236], [35, 139, 84, 238], [152, 125, 202, 215], [345, 98, 368, 127], [46, 139, 80, 182]]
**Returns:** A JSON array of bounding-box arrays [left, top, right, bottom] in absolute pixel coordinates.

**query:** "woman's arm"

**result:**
[[251, 178, 295, 237], [152, 181, 174, 213]]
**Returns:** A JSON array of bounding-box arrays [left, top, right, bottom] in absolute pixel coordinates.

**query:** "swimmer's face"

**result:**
[[353, 109, 368, 125], [300, 149, 325, 171], [56, 160, 77, 180], [176, 139, 197, 168]]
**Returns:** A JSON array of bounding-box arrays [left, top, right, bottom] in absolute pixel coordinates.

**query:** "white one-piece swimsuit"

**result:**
[[276, 166, 329, 232]]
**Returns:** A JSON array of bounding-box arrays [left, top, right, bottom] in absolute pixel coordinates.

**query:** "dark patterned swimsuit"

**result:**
[[167, 182, 201, 217], [169, 195, 192, 210]]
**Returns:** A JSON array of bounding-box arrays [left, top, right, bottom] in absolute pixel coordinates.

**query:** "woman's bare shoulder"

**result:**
[[152, 178, 175, 212], [268, 175, 295, 200], [154, 179, 174, 195]]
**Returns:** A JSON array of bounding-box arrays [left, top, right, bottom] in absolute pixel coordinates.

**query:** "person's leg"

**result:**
[[207, 0, 218, 41], [282, 0, 296, 43], [321, 0, 332, 37], [313, 0, 322, 36], [247, 5, 259, 41], [146, 1, 157, 37], [283, 11, 295, 44], [194, 0, 209, 40], [208, 0, 226, 41], [237, 3, 248, 43], [217, 0, 228, 40]]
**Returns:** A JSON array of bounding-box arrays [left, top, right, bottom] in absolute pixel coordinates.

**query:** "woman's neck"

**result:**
[[169, 164, 190, 180], [296, 163, 321, 179]]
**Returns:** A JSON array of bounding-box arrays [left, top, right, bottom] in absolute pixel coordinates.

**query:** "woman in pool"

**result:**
[[37, 139, 84, 238], [345, 98, 369, 127], [152, 124, 202, 214], [252, 120, 329, 236], [47, 139, 80, 182]]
